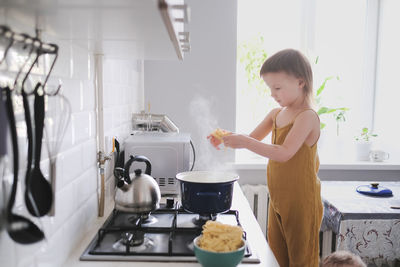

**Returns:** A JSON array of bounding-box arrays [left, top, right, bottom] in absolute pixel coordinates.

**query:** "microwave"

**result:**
[[124, 132, 191, 195]]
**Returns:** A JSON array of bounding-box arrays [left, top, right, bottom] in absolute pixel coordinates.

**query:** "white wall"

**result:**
[[0, 31, 143, 267], [144, 0, 238, 169]]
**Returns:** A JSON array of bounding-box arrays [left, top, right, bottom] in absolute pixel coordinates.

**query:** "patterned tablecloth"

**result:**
[[320, 181, 400, 266]]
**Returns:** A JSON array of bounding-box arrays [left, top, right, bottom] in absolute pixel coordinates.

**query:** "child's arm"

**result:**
[[249, 108, 280, 141], [207, 109, 278, 150], [223, 110, 319, 162]]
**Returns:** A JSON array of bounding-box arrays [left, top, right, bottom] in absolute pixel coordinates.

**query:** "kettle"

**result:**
[[114, 155, 161, 213]]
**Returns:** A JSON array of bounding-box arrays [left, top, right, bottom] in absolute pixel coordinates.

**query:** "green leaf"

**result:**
[[238, 35, 269, 97], [317, 106, 337, 115], [316, 76, 334, 96], [317, 107, 330, 115]]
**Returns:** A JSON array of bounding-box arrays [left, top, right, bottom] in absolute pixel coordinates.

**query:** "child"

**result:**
[[208, 49, 323, 266], [320, 251, 367, 267]]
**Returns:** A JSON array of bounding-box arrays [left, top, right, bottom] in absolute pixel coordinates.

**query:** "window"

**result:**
[[374, 0, 400, 153], [236, 0, 396, 163]]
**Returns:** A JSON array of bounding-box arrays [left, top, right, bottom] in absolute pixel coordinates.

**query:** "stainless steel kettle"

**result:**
[[114, 155, 161, 213]]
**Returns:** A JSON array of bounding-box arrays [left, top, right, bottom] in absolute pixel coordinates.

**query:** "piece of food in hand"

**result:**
[[211, 128, 231, 141], [197, 220, 244, 252]]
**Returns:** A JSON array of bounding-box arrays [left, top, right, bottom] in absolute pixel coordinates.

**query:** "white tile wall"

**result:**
[[0, 37, 143, 266]]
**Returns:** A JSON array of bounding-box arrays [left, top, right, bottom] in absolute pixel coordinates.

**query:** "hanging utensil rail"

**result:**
[[0, 25, 57, 57]]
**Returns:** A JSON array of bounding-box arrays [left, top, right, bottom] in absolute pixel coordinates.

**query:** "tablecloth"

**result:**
[[320, 181, 400, 266]]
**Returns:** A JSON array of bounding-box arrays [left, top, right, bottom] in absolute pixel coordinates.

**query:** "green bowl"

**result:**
[[193, 235, 245, 267]]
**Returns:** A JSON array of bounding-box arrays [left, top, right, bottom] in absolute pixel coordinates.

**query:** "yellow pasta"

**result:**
[[198, 221, 244, 252], [211, 128, 231, 141]]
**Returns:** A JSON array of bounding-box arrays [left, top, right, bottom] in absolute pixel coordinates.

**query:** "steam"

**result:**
[[189, 95, 233, 171]]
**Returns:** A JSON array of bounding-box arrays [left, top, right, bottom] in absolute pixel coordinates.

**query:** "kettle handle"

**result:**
[[124, 155, 152, 179]]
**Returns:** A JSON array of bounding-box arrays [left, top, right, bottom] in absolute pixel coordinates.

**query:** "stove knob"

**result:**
[[166, 198, 174, 209]]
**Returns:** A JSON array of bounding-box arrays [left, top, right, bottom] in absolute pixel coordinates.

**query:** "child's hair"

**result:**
[[259, 48, 314, 107], [320, 250, 366, 267]]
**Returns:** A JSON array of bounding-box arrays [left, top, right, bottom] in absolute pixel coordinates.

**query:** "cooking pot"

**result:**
[[114, 155, 161, 213], [176, 171, 239, 215]]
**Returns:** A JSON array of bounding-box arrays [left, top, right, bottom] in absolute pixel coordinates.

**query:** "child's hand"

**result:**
[[207, 128, 232, 150], [207, 134, 222, 150], [222, 134, 248, 149]]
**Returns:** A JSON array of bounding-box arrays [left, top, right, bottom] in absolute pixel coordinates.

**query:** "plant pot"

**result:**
[[355, 142, 372, 161]]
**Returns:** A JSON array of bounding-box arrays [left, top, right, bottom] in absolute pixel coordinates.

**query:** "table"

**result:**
[[320, 181, 400, 266]]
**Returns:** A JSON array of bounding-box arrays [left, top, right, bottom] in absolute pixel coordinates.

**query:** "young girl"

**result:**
[[208, 49, 323, 266]]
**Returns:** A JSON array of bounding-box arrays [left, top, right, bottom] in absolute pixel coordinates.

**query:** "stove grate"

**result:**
[[88, 207, 250, 257]]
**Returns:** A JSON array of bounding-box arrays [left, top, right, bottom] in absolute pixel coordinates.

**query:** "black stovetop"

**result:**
[[80, 202, 257, 262]]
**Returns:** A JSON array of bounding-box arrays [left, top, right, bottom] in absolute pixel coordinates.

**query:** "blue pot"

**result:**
[[176, 171, 239, 214]]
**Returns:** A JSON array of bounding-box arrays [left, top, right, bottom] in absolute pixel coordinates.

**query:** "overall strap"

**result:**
[[273, 108, 282, 128], [272, 108, 282, 144]]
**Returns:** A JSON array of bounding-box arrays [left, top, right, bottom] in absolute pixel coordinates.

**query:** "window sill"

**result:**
[[229, 159, 400, 171]]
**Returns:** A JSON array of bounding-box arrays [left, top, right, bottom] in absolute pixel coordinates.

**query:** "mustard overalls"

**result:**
[[267, 109, 323, 267]]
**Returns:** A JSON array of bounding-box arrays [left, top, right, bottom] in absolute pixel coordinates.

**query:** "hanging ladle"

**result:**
[[25, 84, 53, 217], [19, 38, 45, 217], [23, 41, 55, 217], [3, 86, 44, 244]]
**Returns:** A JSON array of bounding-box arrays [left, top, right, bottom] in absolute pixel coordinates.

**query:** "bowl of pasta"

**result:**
[[193, 221, 245, 267]]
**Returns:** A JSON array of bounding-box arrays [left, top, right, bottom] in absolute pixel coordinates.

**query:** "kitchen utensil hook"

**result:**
[[21, 38, 43, 95], [41, 43, 61, 96], [0, 26, 14, 66], [12, 34, 35, 93]]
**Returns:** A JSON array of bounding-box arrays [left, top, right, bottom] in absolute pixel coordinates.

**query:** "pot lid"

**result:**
[[176, 171, 239, 184], [356, 183, 393, 197]]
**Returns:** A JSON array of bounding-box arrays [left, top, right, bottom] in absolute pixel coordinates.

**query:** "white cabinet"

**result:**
[[0, 0, 190, 60]]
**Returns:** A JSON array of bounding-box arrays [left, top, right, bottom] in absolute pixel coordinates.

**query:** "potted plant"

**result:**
[[313, 65, 349, 158], [354, 127, 377, 161], [313, 58, 349, 133]]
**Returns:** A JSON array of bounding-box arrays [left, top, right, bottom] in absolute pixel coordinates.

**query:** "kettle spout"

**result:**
[[117, 180, 130, 192], [115, 167, 130, 191]]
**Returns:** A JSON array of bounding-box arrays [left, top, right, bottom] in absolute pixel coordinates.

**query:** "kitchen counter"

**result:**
[[62, 183, 279, 267]]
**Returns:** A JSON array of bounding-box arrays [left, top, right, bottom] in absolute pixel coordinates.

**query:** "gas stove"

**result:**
[[80, 200, 260, 263]]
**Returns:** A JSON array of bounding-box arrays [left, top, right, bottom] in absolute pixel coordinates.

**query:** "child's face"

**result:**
[[261, 71, 304, 108]]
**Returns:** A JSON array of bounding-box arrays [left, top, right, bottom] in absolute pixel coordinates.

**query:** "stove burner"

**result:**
[[192, 213, 217, 226], [113, 231, 154, 252], [187, 240, 195, 251], [121, 231, 145, 246], [127, 214, 158, 226]]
